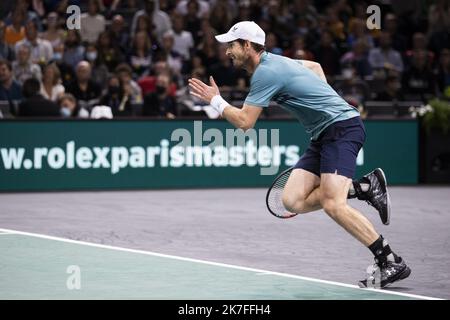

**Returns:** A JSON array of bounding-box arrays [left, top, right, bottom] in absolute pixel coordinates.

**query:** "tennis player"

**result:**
[[188, 21, 410, 288]]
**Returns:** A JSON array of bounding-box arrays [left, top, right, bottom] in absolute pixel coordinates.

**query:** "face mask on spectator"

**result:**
[[60, 107, 72, 117], [53, 52, 63, 61], [86, 52, 97, 62]]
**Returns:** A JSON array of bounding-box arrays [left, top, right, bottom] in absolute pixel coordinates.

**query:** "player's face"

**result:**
[[225, 41, 248, 68]]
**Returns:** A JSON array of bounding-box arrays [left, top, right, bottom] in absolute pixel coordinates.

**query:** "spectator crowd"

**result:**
[[0, 0, 449, 119]]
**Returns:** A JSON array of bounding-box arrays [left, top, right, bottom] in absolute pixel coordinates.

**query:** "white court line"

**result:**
[[0, 227, 442, 300]]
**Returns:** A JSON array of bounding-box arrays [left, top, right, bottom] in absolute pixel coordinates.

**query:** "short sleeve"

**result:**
[[244, 67, 281, 107]]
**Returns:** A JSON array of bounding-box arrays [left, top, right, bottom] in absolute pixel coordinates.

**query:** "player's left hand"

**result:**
[[188, 76, 220, 104]]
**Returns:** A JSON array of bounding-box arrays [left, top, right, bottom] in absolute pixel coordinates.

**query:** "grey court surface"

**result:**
[[0, 187, 449, 299]]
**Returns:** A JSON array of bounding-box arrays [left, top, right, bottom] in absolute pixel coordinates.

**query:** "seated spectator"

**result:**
[[143, 73, 176, 118], [405, 33, 435, 68], [52, 43, 76, 88], [15, 20, 53, 66], [80, 0, 106, 44], [18, 77, 60, 117], [157, 30, 183, 76], [368, 32, 404, 76], [384, 13, 407, 53], [313, 30, 341, 78], [115, 63, 143, 104], [12, 43, 42, 84], [375, 75, 404, 101], [265, 32, 283, 56], [435, 48, 450, 96], [134, 14, 159, 44], [171, 14, 194, 60], [0, 59, 22, 103], [63, 29, 85, 67], [334, 67, 370, 107], [283, 35, 314, 60], [340, 39, 372, 78], [131, 0, 172, 42], [67, 61, 101, 109], [83, 43, 109, 87], [176, 0, 210, 19], [99, 75, 132, 117], [4, 9, 26, 46], [40, 63, 65, 101], [127, 31, 153, 78], [58, 93, 89, 118], [110, 14, 130, 55], [347, 18, 374, 49], [0, 21, 15, 61], [402, 50, 438, 101], [96, 30, 125, 72], [40, 12, 65, 50]]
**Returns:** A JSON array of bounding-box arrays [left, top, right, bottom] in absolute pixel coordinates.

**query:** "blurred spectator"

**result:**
[[347, 18, 374, 50], [67, 61, 101, 109], [134, 14, 158, 43], [325, 5, 346, 42], [283, 35, 314, 60], [334, 67, 370, 107], [40, 12, 65, 50], [62, 30, 85, 67], [127, 31, 153, 78], [209, 1, 233, 34], [157, 30, 183, 76], [183, 0, 203, 44], [176, 0, 210, 19], [340, 39, 372, 78], [12, 43, 42, 84], [18, 77, 60, 117], [96, 31, 125, 72], [131, 0, 172, 42], [0, 22, 15, 61], [4, 9, 26, 46], [402, 50, 438, 101], [375, 75, 404, 101], [99, 75, 132, 116], [40, 63, 65, 101], [405, 33, 435, 68], [8, 0, 44, 31], [368, 32, 404, 75], [0, 59, 22, 103], [313, 30, 340, 77], [384, 13, 407, 53], [435, 48, 450, 96], [143, 73, 176, 118], [58, 93, 89, 118], [52, 43, 76, 88], [115, 63, 143, 104], [172, 14, 194, 60], [83, 43, 109, 87], [80, 0, 106, 44], [265, 32, 283, 56], [196, 31, 219, 71], [110, 14, 130, 54], [15, 20, 53, 66], [427, 0, 450, 55]]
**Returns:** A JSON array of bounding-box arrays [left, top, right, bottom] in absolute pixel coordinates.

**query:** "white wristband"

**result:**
[[210, 95, 229, 116]]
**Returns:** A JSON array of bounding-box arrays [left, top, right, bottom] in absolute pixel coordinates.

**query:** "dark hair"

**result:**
[[22, 78, 41, 98], [235, 39, 265, 53], [0, 59, 12, 71]]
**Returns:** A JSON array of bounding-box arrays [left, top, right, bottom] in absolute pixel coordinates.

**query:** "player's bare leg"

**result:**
[[282, 169, 321, 214]]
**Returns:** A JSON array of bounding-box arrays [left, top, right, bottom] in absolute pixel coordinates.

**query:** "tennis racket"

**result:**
[[265, 167, 299, 219]]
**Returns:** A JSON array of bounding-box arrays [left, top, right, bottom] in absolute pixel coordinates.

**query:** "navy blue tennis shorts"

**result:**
[[294, 116, 366, 179]]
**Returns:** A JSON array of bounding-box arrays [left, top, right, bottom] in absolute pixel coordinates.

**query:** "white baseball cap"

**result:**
[[215, 21, 265, 46]]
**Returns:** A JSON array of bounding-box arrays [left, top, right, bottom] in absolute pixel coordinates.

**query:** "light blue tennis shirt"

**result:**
[[245, 52, 360, 140]]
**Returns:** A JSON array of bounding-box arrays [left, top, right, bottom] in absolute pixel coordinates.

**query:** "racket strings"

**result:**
[[266, 169, 298, 218]]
